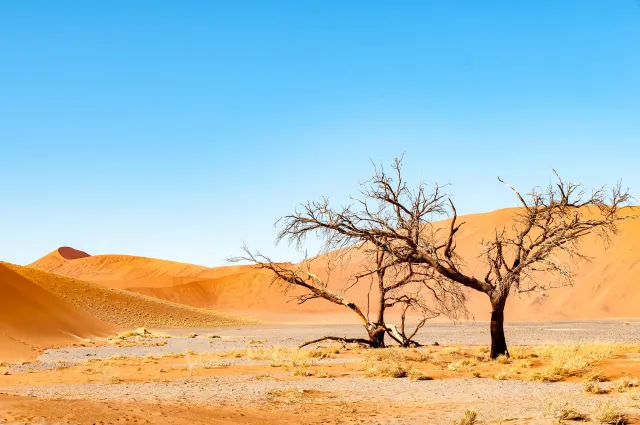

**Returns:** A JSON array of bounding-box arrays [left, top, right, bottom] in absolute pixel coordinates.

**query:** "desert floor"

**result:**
[[1, 320, 640, 424]]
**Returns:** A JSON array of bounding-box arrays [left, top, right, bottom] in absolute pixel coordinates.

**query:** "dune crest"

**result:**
[[57, 246, 91, 260], [27, 207, 640, 322]]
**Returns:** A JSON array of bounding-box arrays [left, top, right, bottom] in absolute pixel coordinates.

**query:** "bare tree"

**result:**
[[272, 156, 634, 358], [230, 244, 466, 348]]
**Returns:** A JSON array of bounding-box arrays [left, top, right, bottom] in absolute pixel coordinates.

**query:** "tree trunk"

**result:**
[[368, 324, 386, 348], [489, 297, 509, 359]]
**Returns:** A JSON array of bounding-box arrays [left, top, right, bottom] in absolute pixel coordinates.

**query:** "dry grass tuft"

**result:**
[[443, 346, 464, 356], [451, 408, 477, 425], [510, 346, 538, 360], [448, 359, 476, 373], [493, 370, 510, 380], [365, 348, 429, 363], [267, 387, 307, 398], [408, 369, 433, 381], [495, 354, 511, 364], [613, 377, 638, 390], [593, 401, 628, 424], [584, 370, 608, 382], [517, 359, 533, 369], [584, 380, 609, 395], [364, 360, 408, 378], [544, 400, 586, 422]]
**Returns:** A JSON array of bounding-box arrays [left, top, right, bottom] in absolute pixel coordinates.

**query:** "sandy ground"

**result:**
[[1, 320, 640, 424]]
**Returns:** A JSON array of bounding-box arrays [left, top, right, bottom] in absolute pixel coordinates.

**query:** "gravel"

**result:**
[[37, 319, 640, 363], [2, 376, 636, 423], [3, 320, 639, 423]]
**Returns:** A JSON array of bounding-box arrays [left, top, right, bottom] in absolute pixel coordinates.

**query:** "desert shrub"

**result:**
[[510, 346, 538, 359], [584, 370, 608, 382], [493, 370, 510, 380], [290, 365, 313, 377], [593, 401, 628, 424], [365, 360, 408, 378], [408, 369, 433, 381], [443, 346, 464, 356], [517, 359, 533, 369], [495, 354, 511, 364], [545, 400, 586, 422], [614, 377, 638, 390], [365, 348, 428, 363], [529, 369, 563, 383], [315, 368, 329, 378], [452, 409, 477, 425], [448, 359, 476, 373], [584, 380, 608, 394]]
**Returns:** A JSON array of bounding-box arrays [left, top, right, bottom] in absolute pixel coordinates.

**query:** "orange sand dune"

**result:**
[[3, 262, 247, 331], [0, 264, 113, 361], [28, 207, 640, 323], [28, 247, 250, 286], [29, 247, 250, 289]]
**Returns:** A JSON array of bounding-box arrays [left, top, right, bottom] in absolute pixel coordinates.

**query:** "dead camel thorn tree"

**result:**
[[257, 156, 634, 358], [231, 246, 466, 348]]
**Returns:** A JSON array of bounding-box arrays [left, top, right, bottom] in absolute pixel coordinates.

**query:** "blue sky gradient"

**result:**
[[1, 0, 639, 266]]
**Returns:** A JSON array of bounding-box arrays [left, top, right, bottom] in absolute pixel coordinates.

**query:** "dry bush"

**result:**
[[114, 328, 171, 340], [291, 365, 313, 377], [544, 400, 586, 422], [525, 344, 624, 382], [408, 368, 433, 381], [448, 359, 476, 373], [613, 377, 638, 390], [495, 355, 511, 364], [315, 368, 329, 378], [528, 368, 564, 383], [162, 352, 186, 359], [443, 346, 464, 356], [510, 346, 538, 359], [365, 348, 429, 363], [364, 360, 409, 378], [472, 371, 481, 378], [584, 380, 609, 395], [266, 387, 307, 398], [593, 401, 629, 424], [493, 370, 510, 380], [584, 370, 608, 382], [517, 359, 533, 369], [452, 409, 477, 425]]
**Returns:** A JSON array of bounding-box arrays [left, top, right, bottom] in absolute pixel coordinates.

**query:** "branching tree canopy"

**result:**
[[263, 156, 634, 357], [232, 243, 467, 348]]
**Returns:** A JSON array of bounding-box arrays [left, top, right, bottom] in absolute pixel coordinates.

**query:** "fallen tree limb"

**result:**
[[298, 336, 376, 349]]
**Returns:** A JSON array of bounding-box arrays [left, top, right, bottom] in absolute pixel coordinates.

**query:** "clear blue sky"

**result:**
[[1, 0, 639, 267]]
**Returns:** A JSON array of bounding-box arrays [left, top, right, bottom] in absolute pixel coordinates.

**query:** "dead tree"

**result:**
[[274, 156, 634, 358], [230, 245, 465, 348]]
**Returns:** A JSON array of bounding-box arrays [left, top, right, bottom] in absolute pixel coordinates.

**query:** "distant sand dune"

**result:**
[[26, 207, 640, 324]]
